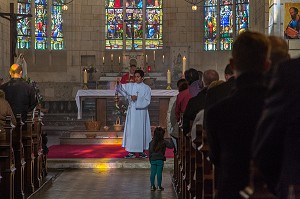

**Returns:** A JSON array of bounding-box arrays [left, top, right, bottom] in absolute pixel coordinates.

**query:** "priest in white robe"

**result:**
[[116, 69, 152, 158]]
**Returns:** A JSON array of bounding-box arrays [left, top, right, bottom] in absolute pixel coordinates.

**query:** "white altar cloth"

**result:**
[[76, 89, 178, 119]]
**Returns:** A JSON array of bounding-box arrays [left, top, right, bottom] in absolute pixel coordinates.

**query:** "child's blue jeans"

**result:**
[[150, 160, 164, 187]]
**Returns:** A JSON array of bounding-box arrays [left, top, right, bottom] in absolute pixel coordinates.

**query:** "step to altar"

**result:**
[[60, 130, 123, 145], [47, 158, 174, 169]]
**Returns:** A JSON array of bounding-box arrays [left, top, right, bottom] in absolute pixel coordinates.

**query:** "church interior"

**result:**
[[0, 0, 300, 198]]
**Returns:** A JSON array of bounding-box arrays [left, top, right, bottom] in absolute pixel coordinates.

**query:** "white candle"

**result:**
[[167, 69, 171, 84], [111, 54, 113, 62], [102, 56, 105, 65], [182, 56, 186, 75], [118, 56, 121, 64], [83, 69, 88, 84], [146, 55, 148, 64], [153, 50, 156, 61], [162, 55, 164, 64]]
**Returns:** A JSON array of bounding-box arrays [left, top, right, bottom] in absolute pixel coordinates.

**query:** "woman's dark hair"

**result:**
[[177, 79, 188, 92], [153, 127, 165, 152], [134, 69, 144, 77], [185, 68, 199, 85]]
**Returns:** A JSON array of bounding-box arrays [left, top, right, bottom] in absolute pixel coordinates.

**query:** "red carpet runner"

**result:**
[[48, 144, 174, 159]]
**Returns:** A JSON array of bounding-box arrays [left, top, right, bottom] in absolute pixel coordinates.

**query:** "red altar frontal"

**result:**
[[75, 89, 178, 128]]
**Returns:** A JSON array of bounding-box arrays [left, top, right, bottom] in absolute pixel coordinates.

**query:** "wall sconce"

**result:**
[[60, 0, 74, 11], [184, 0, 204, 11]]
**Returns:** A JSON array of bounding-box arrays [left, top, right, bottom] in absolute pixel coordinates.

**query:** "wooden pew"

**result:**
[[23, 113, 35, 194], [199, 129, 215, 199], [32, 111, 43, 188], [13, 114, 26, 199], [171, 135, 179, 193], [193, 124, 203, 199], [0, 116, 16, 199], [187, 131, 195, 199]]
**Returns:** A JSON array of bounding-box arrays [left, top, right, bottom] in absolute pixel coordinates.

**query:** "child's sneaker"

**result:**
[[150, 186, 156, 191], [139, 152, 148, 158], [157, 186, 164, 191], [124, 152, 136, 158]]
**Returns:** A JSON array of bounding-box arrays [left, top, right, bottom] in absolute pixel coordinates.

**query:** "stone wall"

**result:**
[[0, 0, 11, 78]]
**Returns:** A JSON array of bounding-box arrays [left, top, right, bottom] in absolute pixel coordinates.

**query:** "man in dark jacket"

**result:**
[[206, 31, 271, 199], [253, 57, 300, 199], [0, 64, 36, 122]]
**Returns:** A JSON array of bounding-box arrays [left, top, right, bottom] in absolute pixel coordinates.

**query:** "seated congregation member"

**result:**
[[182, 69, 219, 134], [0, 89, 16, 126], [205, 31, 271, 199], [174, 78, 189, 125], [167, 79, 189, 149], [116, 69, 151, 159], [149, 127, 174, 191], [204, 64, 235, 111], [0, 64, 37, 122], [252, 56, 300, 199]]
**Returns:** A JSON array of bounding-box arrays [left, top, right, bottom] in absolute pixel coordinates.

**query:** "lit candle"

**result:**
[[167, 69, 171, 84], [102, 56, 105, 65], [162, 55, 164, 64], [83, 69, 88, 84], [182, 56, 186, 75], [111, 54, 113, 62], [153, 50, 156, 61], [146, 55, 148, 64], [118, 56, 121, 64]]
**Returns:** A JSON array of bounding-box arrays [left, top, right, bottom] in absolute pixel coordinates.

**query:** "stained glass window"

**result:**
[[17, 0, 65, 50], [105, 0, 163, 50], [204, 0, 217, 51], [35, 0, 48, 50], [17, 0, 32, 49], [204, 0, 249, 51], [105, 0, 124, 50], [145, 0, 163, 49], [236, 0, 249, 35], [51, 0, 64, 50]]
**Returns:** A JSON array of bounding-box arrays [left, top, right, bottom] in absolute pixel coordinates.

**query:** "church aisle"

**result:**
[[38, 168, 177, 199]]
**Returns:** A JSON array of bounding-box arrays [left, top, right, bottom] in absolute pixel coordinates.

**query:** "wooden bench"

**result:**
[[12, 114, 26, 199], [0, 116, 16, 199]]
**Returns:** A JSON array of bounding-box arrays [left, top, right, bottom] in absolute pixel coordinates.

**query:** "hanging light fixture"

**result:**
[[184, 0, 204, 11], [60, 0, 75, 11]]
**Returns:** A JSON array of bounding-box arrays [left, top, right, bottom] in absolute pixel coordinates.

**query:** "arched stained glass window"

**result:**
[[17, 0, 65, 50], [105, 0, 163, 50], [17, 0, 32, 49], [51, 0, 64, 50], [204, 0, 249, 51]]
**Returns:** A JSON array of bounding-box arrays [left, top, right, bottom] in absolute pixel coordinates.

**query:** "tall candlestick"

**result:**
[[111, 54, 113, 62], [162, 55, 165, 64], [167, 69, 171, 84], [83, 69, 88, 84], [102, 56, 105, 65], [182, 56, 187, 75], [146, 55, 148, 64], [118, 56, 121, 64], [153, 50, 156, 61]]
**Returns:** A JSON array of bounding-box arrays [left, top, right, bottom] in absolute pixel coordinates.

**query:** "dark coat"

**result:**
[[149, 138, 174, 161], [182, 87, 208, 134], [253, 57, 300, 199], [0, 78, 36, 121], [206, 72, 267, 199]]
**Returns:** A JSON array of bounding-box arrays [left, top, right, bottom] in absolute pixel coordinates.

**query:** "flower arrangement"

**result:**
[[113, 97, 128, 117]]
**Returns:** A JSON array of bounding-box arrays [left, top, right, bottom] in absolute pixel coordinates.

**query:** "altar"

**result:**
[[75, 89, 178, 127]]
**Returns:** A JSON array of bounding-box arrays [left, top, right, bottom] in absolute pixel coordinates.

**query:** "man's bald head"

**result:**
[[203, 69, 219, 87], [9, 64, 23, 78]]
